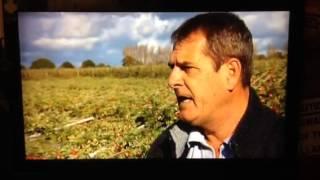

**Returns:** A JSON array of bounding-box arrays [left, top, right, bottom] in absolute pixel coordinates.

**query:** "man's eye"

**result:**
[[181, 66, 192, 72]]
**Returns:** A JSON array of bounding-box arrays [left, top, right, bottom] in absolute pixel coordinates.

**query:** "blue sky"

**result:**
[[18, 12, 289, 68]]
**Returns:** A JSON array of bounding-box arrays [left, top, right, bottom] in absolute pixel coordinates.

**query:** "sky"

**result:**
[[18, 12, 289, 68]]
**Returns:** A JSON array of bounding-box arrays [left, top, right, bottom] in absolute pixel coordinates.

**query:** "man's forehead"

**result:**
[[174, 31, 207, 50], [171, 32, 207, 60]]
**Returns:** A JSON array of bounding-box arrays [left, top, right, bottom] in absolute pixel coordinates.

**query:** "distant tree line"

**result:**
[[122, 43, 288, 66], [29, 58, 56, 69], [23, 43, 288, 69], [24, 58, 111, 69], [122, 45, 170, 66], [253, 43, 288, 60]]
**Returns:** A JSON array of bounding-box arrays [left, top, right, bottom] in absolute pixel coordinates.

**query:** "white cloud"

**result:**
[[238, 11, 289, 36], [99, 13, 180, 51], [137, 38, 170, 54], [100, 15, 133, 40], [253, 37, 274, 54], [131, 13, 178, 40], [269, 12, 289, 33], [33, 13, 105, 50], [100, 13, 180, 42], [236, 11, 289, 52], [240, 14, 258, 29], [55, 13, 93, 38], [21, 51, 45, 59], [31, 13, 183, 51], [106, 49, 119, 54], [21, 51, 35, 57], [39, 18, 56, 31], [33, 37, 99, 50]]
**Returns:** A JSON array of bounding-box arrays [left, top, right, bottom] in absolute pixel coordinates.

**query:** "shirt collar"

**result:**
[[187, 130, 231, 147], [187, 131, 231, 150]]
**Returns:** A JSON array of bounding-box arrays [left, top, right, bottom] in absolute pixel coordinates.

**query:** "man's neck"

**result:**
[[203, 86, 250, 152]]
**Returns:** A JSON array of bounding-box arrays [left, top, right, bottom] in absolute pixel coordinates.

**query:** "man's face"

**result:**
[[168, 32, 230, 127]]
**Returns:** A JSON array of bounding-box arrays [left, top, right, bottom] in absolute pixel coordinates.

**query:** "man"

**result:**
[[146, 12, 285, 158]]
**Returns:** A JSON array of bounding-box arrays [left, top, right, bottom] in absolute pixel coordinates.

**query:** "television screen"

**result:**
[[18, 11, 290, 159]]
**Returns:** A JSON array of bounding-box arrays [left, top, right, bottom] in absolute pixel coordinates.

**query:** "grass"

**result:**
[[21, 64, 171, 80], [23, 77, 177, 159]]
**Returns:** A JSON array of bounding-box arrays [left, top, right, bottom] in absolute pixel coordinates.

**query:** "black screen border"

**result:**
[[4, 0, 303, 178]]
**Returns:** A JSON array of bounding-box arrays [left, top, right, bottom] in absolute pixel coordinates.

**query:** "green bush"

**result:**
[[97, 63, 110, 68], [81, 60, 96, 68], [60, 61, 75, 68], [122, 55, 142, 66], [30, 58, 56, 69]]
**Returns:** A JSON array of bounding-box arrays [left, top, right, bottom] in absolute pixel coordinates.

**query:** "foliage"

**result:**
[[30, 58, 56, 69], [81, 59, 96, 68], [23, 77, 176, 159], [123, 45, 170, 65], [97, 63, 110, 68], [122, 55, 142, 66], [21, 64, 171, 79], [60, 61, 75, 68], [255, 54, 267, 60], [251, 58, 287, 116]]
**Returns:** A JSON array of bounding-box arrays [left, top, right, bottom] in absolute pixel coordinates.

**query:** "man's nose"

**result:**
[[168, 67, 183, 89]]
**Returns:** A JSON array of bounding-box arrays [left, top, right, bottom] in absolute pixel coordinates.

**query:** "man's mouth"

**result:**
[[177, 95, 193, 105]]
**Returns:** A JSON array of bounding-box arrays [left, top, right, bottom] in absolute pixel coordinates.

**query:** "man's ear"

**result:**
[[221, 58, 242, 92]]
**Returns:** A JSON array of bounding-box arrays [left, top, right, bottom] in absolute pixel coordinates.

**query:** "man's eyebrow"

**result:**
[[178, 60, 194, 66], [168, 60, 195, 68]]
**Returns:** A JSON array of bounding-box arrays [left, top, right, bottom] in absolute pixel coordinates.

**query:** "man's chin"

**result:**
[[176, 111, 198, 125]]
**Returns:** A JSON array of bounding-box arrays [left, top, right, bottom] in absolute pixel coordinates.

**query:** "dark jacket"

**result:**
[[146, 88, 286, 158]]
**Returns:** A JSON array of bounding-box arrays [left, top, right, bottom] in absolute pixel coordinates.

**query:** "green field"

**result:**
[[22, 58, 287, 159]]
